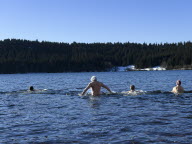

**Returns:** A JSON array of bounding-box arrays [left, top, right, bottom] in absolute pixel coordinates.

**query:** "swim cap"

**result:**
[[91, 76, 97, 82], [176, 80, 181, 85]]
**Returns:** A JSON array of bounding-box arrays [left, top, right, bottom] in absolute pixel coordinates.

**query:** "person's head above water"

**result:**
[[130, 85, 135, 91], [29, 86, 34, 91], [176, 80, 181, 86], [91, 76, 97, 82]]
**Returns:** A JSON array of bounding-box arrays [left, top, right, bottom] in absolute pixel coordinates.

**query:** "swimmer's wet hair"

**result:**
[[176, 80, 181, 85], [91, 76, 97, 82], [130, 85, 135, 90], [30, 86, 34, 91]]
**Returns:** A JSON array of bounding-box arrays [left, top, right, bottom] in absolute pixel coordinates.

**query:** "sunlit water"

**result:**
[[0, 70, 192, 144]]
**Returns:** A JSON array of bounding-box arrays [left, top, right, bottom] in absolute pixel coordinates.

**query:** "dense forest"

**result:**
[[0, 39, 192, 73]]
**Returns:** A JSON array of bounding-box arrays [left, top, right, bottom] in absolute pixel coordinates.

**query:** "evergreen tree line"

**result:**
[[0, 39, 192, 73]]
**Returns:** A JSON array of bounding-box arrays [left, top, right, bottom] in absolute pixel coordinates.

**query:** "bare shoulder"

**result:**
[[172, 86, 176, 89], [88, 82, 93, 86], [171, 86, 176, 92], [98, 81, 104, 86]]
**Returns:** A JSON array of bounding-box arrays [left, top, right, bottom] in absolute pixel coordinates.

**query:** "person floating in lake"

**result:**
[[122, 85, 144, 95], [81, 76, 112, 96], [171, 80, 184, 94], [28, 86, 47, 92]]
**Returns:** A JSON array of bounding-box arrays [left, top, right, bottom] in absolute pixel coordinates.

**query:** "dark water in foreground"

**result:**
[[0, 70, 192, 144]]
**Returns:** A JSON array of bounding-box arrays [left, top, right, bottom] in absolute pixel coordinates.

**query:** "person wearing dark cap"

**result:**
[[171, 80, 184, 94]]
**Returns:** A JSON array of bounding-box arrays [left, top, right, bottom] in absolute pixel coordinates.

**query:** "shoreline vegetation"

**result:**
[[0, 39, 192, 74]]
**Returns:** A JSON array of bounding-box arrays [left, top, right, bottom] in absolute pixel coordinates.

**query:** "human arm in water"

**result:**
[[81, 83, 91, 95]]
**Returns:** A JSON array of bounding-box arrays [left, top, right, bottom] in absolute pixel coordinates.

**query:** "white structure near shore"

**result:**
[[114, 65, 166, 72]]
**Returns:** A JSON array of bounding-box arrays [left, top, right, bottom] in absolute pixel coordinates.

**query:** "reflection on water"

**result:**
[[87, 96, 101, 108], [0, 71, 192, 143]]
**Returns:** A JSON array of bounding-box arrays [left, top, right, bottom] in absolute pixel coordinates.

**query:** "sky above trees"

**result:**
[[0, 0, 192, 43]]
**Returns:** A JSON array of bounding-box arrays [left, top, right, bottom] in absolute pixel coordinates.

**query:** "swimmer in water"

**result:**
[[124, 85, 136, 94], [122, 85, 144, 95], [128, 85, 135, 92], [81, 76, 112, 96], [171, 80, 184, 94], [28, 86, 47, 92]]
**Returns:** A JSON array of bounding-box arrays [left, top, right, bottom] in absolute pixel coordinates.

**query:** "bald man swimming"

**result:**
[[81, 76, 112, 96]]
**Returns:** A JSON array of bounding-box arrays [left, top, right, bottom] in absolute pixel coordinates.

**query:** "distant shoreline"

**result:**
[[0, 69, 192, 74], [0, 39, 192, 74]]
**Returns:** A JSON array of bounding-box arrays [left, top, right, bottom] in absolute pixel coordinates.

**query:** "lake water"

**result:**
[[0, 70, 192, 144]]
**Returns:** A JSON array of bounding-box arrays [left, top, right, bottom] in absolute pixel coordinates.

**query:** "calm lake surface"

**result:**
[[0, 70, 192, 144]]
